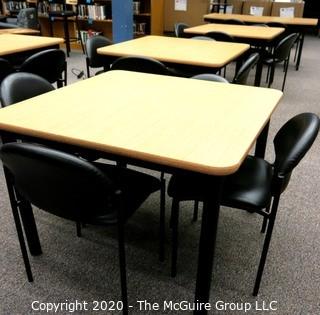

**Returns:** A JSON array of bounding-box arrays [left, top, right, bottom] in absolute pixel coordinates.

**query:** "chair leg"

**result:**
[[261, 203, 271, 234], [64, 61, 67, 86], [63, 17, 70, 57], [253, 194, 280, 296], [268, 64, 275, 88], [5, 175, 33, 281], [282, 56, 290, 91], [159, 174, 166, 262], [48, 17, 54, 37], [171, 198, 180, 277], [265, 65, 270, 83], [192, 201, 199, 222], [117, 222, 128, 315], [75, 16, 85, 54], [86, 58, 90, 78]]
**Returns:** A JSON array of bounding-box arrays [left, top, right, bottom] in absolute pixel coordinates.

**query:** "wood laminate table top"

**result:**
[[185, 23, 285, 41], [203, 13, 318, 26], [0, 70, 282, 175], [97, 35, 250, 68], [0, 34, 63, 56], [0, 28, 40, 35]]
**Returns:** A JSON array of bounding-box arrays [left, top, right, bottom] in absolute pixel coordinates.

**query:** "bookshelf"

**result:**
[[1, 0, 35, 17], [133, 0, 164, 36], [37, 0, 163, 45]]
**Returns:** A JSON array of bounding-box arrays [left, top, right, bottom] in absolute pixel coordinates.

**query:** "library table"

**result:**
[[184, 23, 285, 86], [0, 34, 63, 65], [203, 13, 319, 70], [0, 28, 40, 35], [0, 71, 282, 314], [97, 35, 250, 76]]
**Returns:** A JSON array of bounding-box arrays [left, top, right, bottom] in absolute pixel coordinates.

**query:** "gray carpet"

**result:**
[[0, 35, 320, 315]]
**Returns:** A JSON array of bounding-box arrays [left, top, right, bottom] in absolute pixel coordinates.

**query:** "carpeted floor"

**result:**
[[0, 35, 319, 315]]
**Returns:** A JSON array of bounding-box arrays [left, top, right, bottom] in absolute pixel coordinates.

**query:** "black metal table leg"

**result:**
[[254, 120, 270, 159], [295, 32, 304, 71], [194, 176, 224, 315], [254, 47, 265, 87]]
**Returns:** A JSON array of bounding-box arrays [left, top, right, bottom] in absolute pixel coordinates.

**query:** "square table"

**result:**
[[97, 35, 250, 76], [184, 23, 285, 86], [0, 70, 283, 314], [203, 13, 319, 70], [0, 28, 40, 35], [0, 34, 63, 65]]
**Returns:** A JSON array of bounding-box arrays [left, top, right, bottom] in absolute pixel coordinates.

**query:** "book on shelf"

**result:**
[[79, 29, 102, 44], [78, 4, 109, 20], [5, 1, 27, 12]]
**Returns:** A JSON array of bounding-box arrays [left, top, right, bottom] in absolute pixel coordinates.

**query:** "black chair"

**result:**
[[0, 72, 54, 107], [204, 31, 235, 77], [0, 142, 162, 314], [19, 49, 67, 88], [110, 56, 172, 76], [38, 0, 85, 57], [266, 22, 300, 68], [205, 31, 235, 42], [265, 21, 286, 29], [0, 8, 39, 30], [174, 22, 189, 38], [167, 113, 320, 296], [191, 35, 215, 41], [191, 73, 229, 83], [0, 58, 15, 86], [263, 33, 299, 91], [221, 18, 246, 25], [85, 35, 113, 78], [232, 52, 260, 85]]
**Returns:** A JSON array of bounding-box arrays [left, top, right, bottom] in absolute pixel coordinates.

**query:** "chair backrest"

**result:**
[[191, 36, 215, 41], [0, 142, 116, 222], [0, 72, 54, 107], [205, 31, 234, 42], [174, 22, 189, 38], [232, 52, 259, 85], [191, 73, 229, 83], [273, 33, 299, 62], [19, 49, 66, 84], [0, 58, 14, 85], [16, 8, 39, 30], [266, 22, 286, 29], [110, 56, 171, 76], [86, 35, 113, 68], [273, 113, 320, 181], [221, 19, 245, 25]]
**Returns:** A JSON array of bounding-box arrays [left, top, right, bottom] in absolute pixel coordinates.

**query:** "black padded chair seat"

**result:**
[[93, 162, 161, 224], [222, 156, 273, 211], [168, 156, 273, 211], [263, 57, 282, 65]]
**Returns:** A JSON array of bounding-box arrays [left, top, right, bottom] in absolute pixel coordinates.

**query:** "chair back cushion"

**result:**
[[274, 33, 299, 61], [191, 73, 229, 83], [86, 35, 112, 68], [19, 49, 66, 84], [205, 31, 235, 42], [111, 56, 171, 76], [233, 52, 259, 85], [17, 8, 39, 29], [0, 58, 14, 85], [174, 23, 189, 38], [0, 143, 116, 222], [1, 72, 54, 107], [274, 113, 320, 177]]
